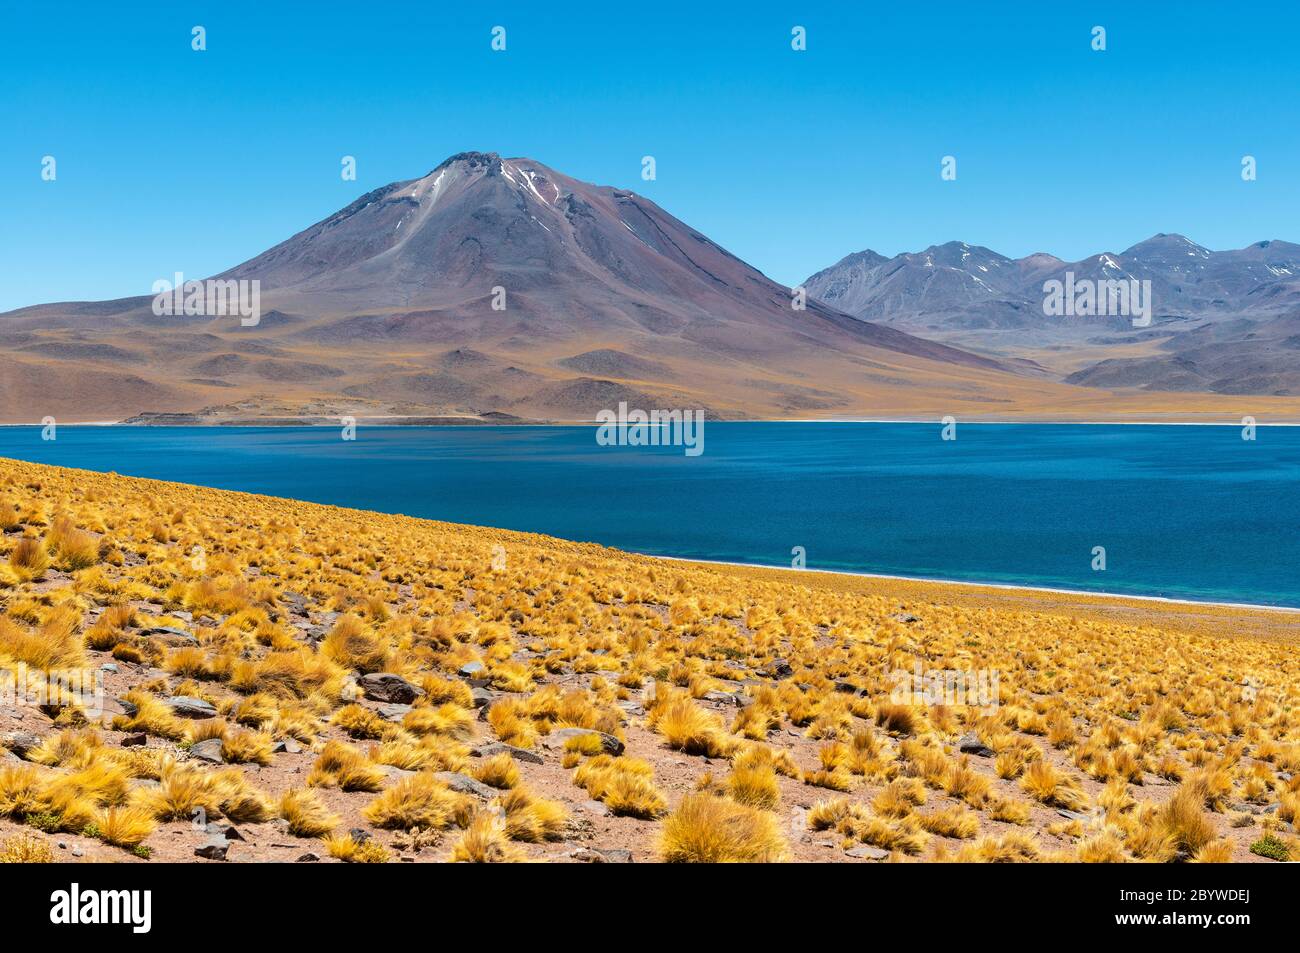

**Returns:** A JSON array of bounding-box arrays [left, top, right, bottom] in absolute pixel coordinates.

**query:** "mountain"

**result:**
[[0, 151, 1121, 424], [804, 235, 1300, 395]]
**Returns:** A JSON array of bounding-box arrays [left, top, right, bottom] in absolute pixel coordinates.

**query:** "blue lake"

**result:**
[[2, 423, 1298, 608]]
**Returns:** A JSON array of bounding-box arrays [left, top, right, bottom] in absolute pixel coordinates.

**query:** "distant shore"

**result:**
[[654, 553, 1300, 616], [2, 454, 1294, 640]]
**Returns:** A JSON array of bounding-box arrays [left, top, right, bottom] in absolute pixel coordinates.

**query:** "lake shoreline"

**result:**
[[2, 454, 1295, 639], [4, 417, 1299, 427], [651, 552, 1300, 616], [3, 422, 1295, 612]]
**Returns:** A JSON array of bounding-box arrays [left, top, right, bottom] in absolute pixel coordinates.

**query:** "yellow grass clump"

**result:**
[[659, 793, 788, 862]]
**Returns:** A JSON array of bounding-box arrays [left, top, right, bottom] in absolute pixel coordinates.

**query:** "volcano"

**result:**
[[2, 152, 1142, 423]]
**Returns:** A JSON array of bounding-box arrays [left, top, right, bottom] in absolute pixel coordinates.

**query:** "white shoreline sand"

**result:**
[[647, 552, 1300, 615]]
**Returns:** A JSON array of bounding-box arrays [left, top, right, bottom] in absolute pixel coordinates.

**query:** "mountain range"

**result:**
[[804, 235, 1300, 396], [0, 152, 1294, 423]]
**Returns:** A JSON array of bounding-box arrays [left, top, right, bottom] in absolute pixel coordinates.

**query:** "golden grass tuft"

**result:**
[[220, 729, 275, 766], [872, 777, 928, 817], [651, 695, 736, 758], [1157, 783, 1218, 859], [573, 755, 667, 818], [402, 703, 474, 740], [727, 761, 780, 809], [95, 806, 157, 848], [331, 703, 388, 739], [874, 701, 918, 735], [1020, 760, 1088, 811], [321, 614, 390, 673], [8, 537, 49, 580], [0, 832, 53, 863], [307, 740, 388, 792], [496, 785, 568, 842], [658, 793, 788, 862], [363, 772, 471, 830], [279, 788, 340, 837], [450, 811, 524, 863], [323, 832, 391, 863], [916, 804, 980, 839], [471, 753, 520, 790]]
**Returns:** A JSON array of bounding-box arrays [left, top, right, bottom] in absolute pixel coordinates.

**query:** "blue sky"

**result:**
[[3, 1, 1298, 311]]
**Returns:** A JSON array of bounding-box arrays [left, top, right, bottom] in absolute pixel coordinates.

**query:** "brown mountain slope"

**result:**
[[2, 154, 1294, 423]]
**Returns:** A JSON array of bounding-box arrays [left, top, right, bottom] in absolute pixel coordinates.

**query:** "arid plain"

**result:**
[[1, 458, 1296, 864]]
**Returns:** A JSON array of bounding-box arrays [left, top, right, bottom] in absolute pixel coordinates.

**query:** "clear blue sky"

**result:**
[[3, 1, 1298, 312]]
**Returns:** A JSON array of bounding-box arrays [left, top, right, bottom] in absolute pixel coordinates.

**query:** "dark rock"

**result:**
[[206, 823, 244, 841], [470, 687, 496, 709], [140, 626, 199, 645], [1056, 809, 1092, 822], [297, 624, 329, 643], [280, 592, 309, 616], [701, 691, 742, 707], [349, 828, 372, 844], [845, 844, 889, 860], [120, 733, 147, 748], [189, 738, 225, 764], [541, 727, 625, 756], [956, 733, 994, 758], [763, 659, 794, 680], [375, 703, 413, 722], [166, 696, 218, 719], [470, 742, 543, 765], [434, 771, 499, 799], [195, 836, 229, 860], [832, 681, 862, 695], [358, 672, 425, 705], [572, 846, 632, 862], [296, 852, 320, 862], [1, 730, 42, 757]]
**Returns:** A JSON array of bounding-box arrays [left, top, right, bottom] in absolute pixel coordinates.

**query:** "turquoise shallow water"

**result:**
[[2, 422, 1298, 608]]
